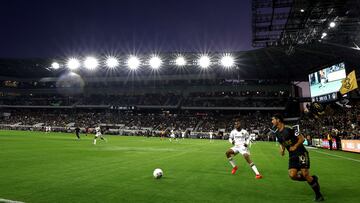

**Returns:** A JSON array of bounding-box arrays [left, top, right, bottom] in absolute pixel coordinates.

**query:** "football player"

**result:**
[[271, 114, 324, 202], [225, 119, 262, 179]]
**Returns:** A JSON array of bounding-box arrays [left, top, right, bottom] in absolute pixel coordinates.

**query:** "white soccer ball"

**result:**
[[153, 168, 163, 179]]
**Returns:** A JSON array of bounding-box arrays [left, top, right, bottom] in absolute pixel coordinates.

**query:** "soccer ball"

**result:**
[[153, 168, 163, 179]]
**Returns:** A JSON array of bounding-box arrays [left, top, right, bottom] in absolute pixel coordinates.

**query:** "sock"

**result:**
[[94, 139, 97, 144], [308, 176, 321, 196], [228, 157, 236, 168], [250, 163, 260, 175]]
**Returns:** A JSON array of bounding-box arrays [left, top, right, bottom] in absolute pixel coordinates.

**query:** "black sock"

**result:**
[[308, 176, 321, 196]]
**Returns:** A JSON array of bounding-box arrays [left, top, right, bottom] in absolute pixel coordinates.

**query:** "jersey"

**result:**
[[229, 129, 250, 146], [250, 133, 256, 141], [170, 130, 175, 138], [274, 126, 307, 157], [229, 128, 250, 155], [95, 127, 102, 136]]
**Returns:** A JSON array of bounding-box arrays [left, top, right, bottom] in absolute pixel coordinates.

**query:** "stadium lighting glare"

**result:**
[[198, 55, 211, 69], [67, 58, 80, 70], [105, 56, 119, 68], [353, 43, 360, 51], [321, 32, 327, 39], [300, 9, 305, 13], [175, 56, 186, 66], [329, 22, 336, 28], [149, 56, 162, 69], [220, 55, 235, 68], [84, 57, 99, 70], [127, 56, 140, 70], [51, 62, 60, 70]]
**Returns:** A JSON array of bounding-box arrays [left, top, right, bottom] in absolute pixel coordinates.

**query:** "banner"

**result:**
[[341, 140, 360, 153], [312, 138, 322, 147], [321, 139, 337, 149]]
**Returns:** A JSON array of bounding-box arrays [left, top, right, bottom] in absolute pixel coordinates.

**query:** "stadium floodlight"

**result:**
[[105, 56, 119, 68], [67, 58, 80, 70], [51, 62, 60, 70], [127, 56, 140, 70], [329, 22, 336, 28], [321, 32, 327, 39], [198, 55, 211, 69], [149, 56, 162, 69], [175, 56, 186, 66], [300, 9, 305, 13], [84, 56, 99, 70], [220, 54, 235, 68]]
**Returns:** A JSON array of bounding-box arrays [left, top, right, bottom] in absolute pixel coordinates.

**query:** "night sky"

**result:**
[[0, 0, 252, 58]]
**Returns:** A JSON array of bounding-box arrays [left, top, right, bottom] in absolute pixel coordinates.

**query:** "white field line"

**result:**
[[0, 198, 25, 203], [310, 150, 360, 163]]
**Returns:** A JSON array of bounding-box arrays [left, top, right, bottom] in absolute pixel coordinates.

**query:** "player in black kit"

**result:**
[[75, 126, 81, 140], [271, 114, 324, 202]]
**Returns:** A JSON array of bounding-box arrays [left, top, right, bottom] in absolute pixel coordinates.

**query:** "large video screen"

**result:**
[[308, 62, 346, 102]]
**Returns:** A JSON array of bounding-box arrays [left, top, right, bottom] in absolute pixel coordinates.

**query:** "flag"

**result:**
[[340, 70, 358, 94]]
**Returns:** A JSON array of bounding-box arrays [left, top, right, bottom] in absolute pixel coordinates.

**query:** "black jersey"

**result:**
[[274, 126, 307, 157]]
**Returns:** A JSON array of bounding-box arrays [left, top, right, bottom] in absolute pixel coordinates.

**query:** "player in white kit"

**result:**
[[209, 131, 214, 142], [93, 126, 106, 145], [169, 129, 177, 142], [45, 126, 51, 133], [181, 130, 186, 139], [225, 119, 262, 179]]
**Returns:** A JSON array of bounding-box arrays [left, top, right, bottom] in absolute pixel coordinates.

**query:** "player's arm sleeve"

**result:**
[[228, 132, 234, 144], [245, 131, 251, 145]]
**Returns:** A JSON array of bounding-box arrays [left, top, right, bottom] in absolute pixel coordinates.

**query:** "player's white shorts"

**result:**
[[231, 145, 250, 155], [209, 135, 213, 139], [95, 133, 102, 137], [170, 134, 175, 138]]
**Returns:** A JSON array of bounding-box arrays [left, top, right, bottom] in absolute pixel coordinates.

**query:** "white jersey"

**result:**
[[170, 130, 175, 138], [250, 133, 256, 141], [229, 129, 249, 146], [95, 127, 102, 136]]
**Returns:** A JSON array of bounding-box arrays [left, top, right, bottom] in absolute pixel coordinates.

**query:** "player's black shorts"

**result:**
[[288, 151, 310, 169]]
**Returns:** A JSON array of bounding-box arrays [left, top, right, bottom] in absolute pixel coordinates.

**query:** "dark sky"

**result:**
[[0, 0, 253, 58]]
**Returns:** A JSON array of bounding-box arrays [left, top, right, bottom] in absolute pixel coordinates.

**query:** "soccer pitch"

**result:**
[[0, 131, 359, 203]]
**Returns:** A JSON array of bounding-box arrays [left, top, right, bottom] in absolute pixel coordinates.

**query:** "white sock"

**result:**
[[228, 157, 236, 168], [94, 139, 96, 144], [250, 163, 260, 175]]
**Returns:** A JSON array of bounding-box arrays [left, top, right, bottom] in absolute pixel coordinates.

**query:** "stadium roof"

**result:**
[[252, 0, 360, 48]]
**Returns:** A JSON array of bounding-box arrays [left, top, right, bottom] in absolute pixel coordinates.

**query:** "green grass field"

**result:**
[[0, 130, 359, 203]]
